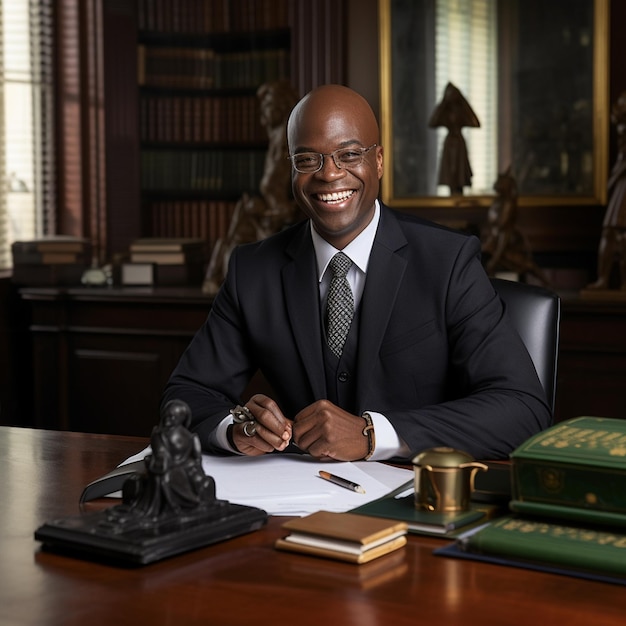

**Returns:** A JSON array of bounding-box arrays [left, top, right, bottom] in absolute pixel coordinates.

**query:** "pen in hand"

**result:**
[[318, 470, 366, 494]]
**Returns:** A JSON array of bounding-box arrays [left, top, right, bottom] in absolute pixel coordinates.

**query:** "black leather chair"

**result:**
[[491, 278, 561, 415]]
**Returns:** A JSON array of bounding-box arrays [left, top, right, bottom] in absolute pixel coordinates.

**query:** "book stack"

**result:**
[[128, 238, 208, 286], [11, 236, 91, 286], [275, 511, 408, 564], [453, 416, 626, 581]]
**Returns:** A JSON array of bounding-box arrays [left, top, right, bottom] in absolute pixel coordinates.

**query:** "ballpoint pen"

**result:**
[[318, 470, 366, 494]]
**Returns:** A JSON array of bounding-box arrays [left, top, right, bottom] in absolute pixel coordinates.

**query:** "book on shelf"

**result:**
[[12, 236, 91, 255], [129, 237, 207, 271], [509, 416, 626, 527], [130, 251, 204, 265], [12, 250, 89, 265], [137, 0, 289, 35], [274, 511, 408, 565], [137, 45, 288, 90], [11, 236, 91, 286], [453, 514, 626, 582]]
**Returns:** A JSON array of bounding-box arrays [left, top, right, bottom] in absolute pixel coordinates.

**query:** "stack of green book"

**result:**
[[509, 415, 626, 525], [454, 416, 626, 581]]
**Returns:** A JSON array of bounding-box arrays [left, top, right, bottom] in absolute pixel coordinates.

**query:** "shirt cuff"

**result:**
[[366, 411, 410, 460], [210, 414, 244, 454]]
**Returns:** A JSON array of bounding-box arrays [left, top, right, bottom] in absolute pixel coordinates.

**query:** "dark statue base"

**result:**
[[35, 500, 267, 566], [34, 399, 268, 565]]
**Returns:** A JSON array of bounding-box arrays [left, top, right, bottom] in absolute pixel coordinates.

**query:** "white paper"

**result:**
[[120, 448, 412, 516]]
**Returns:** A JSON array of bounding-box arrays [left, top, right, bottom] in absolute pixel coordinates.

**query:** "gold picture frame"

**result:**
[[379, 0, 609, 208]]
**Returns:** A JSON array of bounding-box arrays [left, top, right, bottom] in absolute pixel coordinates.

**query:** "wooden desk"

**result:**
[[1, 426, 624, 626]]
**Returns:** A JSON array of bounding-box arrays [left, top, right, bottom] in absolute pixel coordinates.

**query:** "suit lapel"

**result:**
[[355, 209, 408, 409], [282, 227, 327, 399]]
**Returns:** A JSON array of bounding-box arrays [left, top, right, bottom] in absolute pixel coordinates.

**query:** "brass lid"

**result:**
[[412, 446, 476, 468]]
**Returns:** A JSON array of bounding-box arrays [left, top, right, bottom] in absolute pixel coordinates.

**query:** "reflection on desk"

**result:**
[[1, 426, 626, 626]]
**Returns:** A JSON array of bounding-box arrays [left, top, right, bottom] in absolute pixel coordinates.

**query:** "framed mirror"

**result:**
[[379, 0, 609, 207]]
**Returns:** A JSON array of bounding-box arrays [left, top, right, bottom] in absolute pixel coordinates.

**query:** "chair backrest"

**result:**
[[491, 278, 561, 414]]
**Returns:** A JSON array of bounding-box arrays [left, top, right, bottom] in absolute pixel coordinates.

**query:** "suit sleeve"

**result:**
[[384, 235, 552, 461]]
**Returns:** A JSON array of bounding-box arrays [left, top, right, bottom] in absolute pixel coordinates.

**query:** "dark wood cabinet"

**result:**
[[555, 296, 626, 422], [18, 287, 626, 436], [20, 287, 212, 436]]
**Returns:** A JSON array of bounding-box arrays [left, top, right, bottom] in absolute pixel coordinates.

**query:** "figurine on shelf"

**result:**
[[428, 82, 480, 195], [203, 80, 300, 294], [481, 167, 550, 286], [586, 91, 626, 291]]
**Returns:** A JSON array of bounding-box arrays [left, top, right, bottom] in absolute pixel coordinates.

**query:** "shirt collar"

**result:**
[[311, 200, 381, 282]]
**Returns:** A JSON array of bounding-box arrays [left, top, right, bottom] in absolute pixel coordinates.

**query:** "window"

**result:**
[[0, 0, 55, 269], [433, 0, 497, 195], [379, 0, 605, 206]]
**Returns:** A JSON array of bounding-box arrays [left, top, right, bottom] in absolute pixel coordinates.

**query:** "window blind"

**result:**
[[434, 0, 497, 195], [0, 0, 55, 269]]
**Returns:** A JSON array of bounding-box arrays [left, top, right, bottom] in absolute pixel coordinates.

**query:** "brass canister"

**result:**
[[412, 447, 488, 512]]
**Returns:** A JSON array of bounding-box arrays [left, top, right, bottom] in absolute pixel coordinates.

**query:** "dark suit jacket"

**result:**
[[163, 205, 551, 460]]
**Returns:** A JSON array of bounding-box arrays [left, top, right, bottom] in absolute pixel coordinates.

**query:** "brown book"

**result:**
[[12, 251, 87, 265], [12, 236, 90, 254], [275, 511, 408, 564]]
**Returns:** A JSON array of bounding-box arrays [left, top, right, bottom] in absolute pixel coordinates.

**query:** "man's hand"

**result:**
[[231, 394, 292, 456], [292, 399, 370, 461]]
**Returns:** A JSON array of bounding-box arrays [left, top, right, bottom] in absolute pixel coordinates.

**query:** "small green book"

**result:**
[[458, 515, 626, 578], [510, 416, 626, 526], [351, 491, 486, 537]]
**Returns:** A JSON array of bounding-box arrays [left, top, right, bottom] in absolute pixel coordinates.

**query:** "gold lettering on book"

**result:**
[[500, 518, 626, 549], [534, 423, 626, 454]]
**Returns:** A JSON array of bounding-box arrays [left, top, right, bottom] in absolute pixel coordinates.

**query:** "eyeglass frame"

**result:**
[[287, 144, 378, 174]]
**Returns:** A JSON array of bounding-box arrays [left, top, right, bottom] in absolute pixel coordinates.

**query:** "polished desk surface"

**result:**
[[1, 427, 625, 626]]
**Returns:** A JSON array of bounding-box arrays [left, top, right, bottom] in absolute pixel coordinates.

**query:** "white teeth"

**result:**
[[318, 190, 355, 203]]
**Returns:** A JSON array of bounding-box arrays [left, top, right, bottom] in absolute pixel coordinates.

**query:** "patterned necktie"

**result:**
[[326, 252, 354, 358]]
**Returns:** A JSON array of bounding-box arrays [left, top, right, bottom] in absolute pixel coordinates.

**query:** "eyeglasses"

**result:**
[[288, 144, 377, 174]]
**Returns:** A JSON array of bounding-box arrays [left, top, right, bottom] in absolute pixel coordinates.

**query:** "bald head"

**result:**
[[287, 85, 380, 152], [286, 84, 384, 250]]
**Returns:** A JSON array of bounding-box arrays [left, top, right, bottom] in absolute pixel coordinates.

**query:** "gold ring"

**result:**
[[242, 421, 257, 437]]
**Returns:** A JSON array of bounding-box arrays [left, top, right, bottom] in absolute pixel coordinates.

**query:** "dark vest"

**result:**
[[323, 306, 360, 414]]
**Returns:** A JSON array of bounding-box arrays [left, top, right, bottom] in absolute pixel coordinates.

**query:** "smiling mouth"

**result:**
[[316, 190, 356, 204]]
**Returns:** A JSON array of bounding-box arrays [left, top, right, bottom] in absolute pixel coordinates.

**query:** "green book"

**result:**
[[350, 486, 487, 537], [458, 515, 626, 578], [510, 416, 626, 526]]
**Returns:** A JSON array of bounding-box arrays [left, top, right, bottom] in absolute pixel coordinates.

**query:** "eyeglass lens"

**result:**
[[291, 145, 375, 173]]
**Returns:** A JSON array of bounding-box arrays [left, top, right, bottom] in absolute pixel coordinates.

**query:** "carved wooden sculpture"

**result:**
[[587, 91, 626, 291], [429, 82, 480, 195], [481, 168, 550, 286], [203, 80, 300, 294]]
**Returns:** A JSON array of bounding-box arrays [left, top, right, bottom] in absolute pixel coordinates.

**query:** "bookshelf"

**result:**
[[136, 0, 291, 250]]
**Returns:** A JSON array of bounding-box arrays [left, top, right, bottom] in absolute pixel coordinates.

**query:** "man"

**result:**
[[162, 84, 551, 462]]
